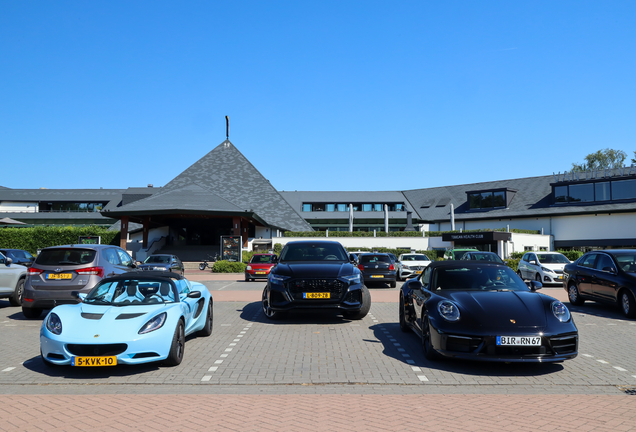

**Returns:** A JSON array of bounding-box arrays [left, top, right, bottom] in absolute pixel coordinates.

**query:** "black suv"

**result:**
[[262, 240, 370, 320]]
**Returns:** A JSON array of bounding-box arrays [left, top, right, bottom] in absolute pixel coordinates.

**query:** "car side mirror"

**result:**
[[529, 280, 542, 291], [187, 291, 202, 298], [5, 257, 12, 266], [529, 260, 538, 266], [271, 255, 278, 263], [71, 291, 87, 302]]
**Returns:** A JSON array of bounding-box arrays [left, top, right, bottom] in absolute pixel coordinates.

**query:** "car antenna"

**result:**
[[225, 115, 229, 140]]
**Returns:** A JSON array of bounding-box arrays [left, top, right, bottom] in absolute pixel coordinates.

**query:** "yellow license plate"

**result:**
[[371, 275, 383, 278], [415, 270, 423, 274], [303, 292, 330, 299], [47, 273, 72, 280], [255, 271, 266, 275], [72, 356, 117, 367]]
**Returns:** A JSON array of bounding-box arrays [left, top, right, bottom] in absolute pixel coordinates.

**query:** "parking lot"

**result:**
[[1, 274, 636, 430]]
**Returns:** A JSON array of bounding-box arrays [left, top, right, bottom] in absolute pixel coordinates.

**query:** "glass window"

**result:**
[[337, 204, 348, 212], [117, 249, 133, 266], [579, 253, 597, 268], [326, 204, 335, 212], [595, 254, 615, 272], [569, 183, 594, 202], [468, 194, 481, 209], [554, 186, 568, 203], [595, 182, 610, 201], [302, 204, 312, 212], [313, 204, 325, 211], [362, 204, 372, 211], [395, 203, 404, 211], [493, 191, 505, 207], [104, 248, 120, 265], [374, 204, 383, 212], [481, 192, 493, 208], [421, 267, 431, 287], [351, 204, 360, 211], [611, 179, 636, 200]]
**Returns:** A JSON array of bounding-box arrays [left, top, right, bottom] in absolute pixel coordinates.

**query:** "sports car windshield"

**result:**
[[84, 278, 178, 305], [280, 243, 348, 262], [433, 266, 528, 291]]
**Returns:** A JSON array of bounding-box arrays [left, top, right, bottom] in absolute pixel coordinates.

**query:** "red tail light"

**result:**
[[76, 267, 104, 278], [27, 267, 43, 275], [389, 264, 395, 271], [358, 264, 364, 271]]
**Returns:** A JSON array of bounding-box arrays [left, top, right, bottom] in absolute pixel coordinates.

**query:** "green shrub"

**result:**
[[509, 252, 524, 260], [557, 250, 584, 261], [273, 243, 283, 254], [242, 250, 255, 263], [0, 226, 119, 255], [212, 260, 247, 273], [505, 258, 521, 270]]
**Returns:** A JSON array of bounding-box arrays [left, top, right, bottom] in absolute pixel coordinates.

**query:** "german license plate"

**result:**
[[497, 336, 541, 346], [47, 273, 72, 280], [303, 292, 330, 299], [255, 271, 266, 275], [371, 275, 383, 278], [72, 356, 117, 367]]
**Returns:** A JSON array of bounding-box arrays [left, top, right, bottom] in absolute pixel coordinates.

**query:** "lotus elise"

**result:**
[[399, 261, 578, 362], [40, 271, 213, 367]]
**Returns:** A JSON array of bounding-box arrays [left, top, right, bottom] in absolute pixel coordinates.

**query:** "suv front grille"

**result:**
[[285, 278, 347, 299]]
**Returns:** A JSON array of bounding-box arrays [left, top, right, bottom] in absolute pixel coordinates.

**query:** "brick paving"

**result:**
[[0, 282, 633, 431]]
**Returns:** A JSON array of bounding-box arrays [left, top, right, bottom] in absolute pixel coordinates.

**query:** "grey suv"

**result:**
[[22, 244, 137, 318], [0, 252, 27, 306]]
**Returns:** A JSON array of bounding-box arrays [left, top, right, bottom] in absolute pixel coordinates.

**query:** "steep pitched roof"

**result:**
[[106, 140, 312, 231]]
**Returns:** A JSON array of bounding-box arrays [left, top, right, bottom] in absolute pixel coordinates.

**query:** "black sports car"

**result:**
[[399, 261, 578, 362], [262, 240, 370, 320], [563, 249, 636, 318]]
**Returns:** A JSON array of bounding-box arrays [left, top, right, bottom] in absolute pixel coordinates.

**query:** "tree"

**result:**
[[572, 148, 627, 171]]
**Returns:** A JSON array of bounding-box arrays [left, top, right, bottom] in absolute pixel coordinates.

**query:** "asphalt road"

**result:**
[[1, 280, 636, 430]]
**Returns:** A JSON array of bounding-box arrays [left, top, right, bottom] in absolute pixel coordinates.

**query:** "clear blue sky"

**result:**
[[2, 1, 635, 191]]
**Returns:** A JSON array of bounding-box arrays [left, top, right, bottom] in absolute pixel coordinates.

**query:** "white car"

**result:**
[[517, 251, 571, 285], [0, 252, 27, 306], [396, 253, 432, 280]]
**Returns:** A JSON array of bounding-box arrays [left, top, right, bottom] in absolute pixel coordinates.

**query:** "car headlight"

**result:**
[[437, 300, 460, 322], [139, 312, 167, 334], [45, 313, 62, 335], [343, 274, 361, 284], [551, 301, 570, 322], [269, 273, 290, 285], [541, 266, 553, 273], [246, 265, 252, 271]]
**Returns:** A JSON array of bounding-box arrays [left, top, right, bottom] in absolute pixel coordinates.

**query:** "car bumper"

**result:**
[[266, 283, 363, 312], [40, 325, 172, 366], [246, 271, 270, 279], [363, 274, 396, 284], [542, 274, 565, 285], [428, 321, 578, 363]]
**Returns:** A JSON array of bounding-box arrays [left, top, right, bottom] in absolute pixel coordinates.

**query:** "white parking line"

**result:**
[[208, 366, 218, 372], [217, 282, 237, 291], [582, 354, 593, 357], [614, 366, 628, 372], [597, 360, 609, 364], [417, 375, 429, 382], [2, 367, 15, 372], [201, 375, 211, 382]]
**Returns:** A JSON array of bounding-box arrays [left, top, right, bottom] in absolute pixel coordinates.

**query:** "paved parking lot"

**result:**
[[1, 277, 636, 430]]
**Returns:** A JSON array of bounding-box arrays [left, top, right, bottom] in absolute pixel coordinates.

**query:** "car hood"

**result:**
[[248, 263, 275, 270], [138, 263, 170, 269], [441, 290, 548, 330], [49, 303, 169, 340], [275, 262, 354, 278], [541, 263, 567, 271], [402, 260, 430, 265]]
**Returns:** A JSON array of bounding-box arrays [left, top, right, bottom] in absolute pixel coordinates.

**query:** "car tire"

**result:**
[[421, 315, 439, 361], [535, 273, 542, 282], [390, 281, 396, 288], [517, 270, 523, 280], [245, 274, 250, 282], [165, 320, 185, 366], [620, 290, 636, 319], [396, 271, 402, 282], [567, 283, 585, 306], [343, 285, 371, 320], [9, 278, 24, 306], [22, 307, 42, 319], [197, 301, 213, 337], [399, 294, 410, 333], [262, 287, 285, 320]]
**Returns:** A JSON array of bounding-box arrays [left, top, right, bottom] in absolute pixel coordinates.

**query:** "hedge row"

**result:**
[[212, 260, 247, 273], [283, 228, 541, 238], [0, 226, 120, 254]]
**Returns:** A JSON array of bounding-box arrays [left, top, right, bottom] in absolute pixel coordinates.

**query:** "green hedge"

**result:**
[[505, 258, 521, 270], [0, 226, 119, 254], [283, 228, 541, 238], [212, 260, 247, 273], [273, 243, 283, 254]]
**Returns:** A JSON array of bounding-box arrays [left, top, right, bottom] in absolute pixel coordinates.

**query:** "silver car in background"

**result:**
[[0, 252, 27, 306], [22, 244, 137, 318]]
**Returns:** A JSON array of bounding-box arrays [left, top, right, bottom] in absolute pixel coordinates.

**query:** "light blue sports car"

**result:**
[[40, 271, 213, 367]]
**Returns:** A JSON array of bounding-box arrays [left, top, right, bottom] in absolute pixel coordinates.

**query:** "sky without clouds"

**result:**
[[1, 1, 635, 191]]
